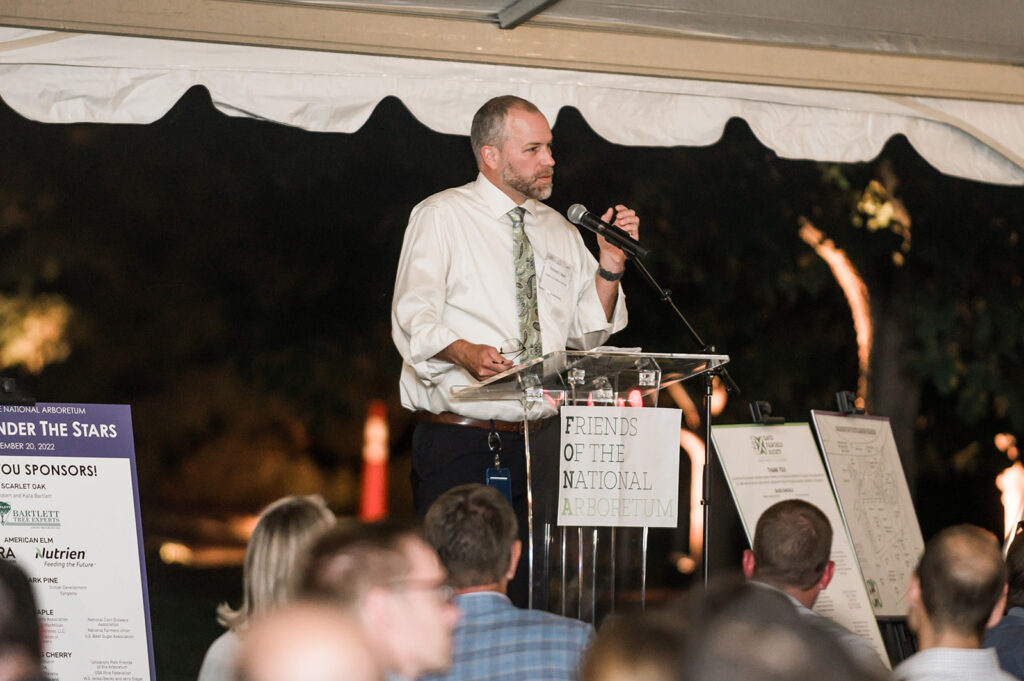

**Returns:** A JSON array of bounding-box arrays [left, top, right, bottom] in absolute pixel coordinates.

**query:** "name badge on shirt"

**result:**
[[539, 256, 572, 301]]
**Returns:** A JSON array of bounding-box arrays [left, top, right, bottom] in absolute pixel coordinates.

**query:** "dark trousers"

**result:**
[[411, 420, 560, 609]]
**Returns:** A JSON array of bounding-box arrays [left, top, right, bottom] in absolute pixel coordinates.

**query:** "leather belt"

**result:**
[[415, 411, 552, 434]]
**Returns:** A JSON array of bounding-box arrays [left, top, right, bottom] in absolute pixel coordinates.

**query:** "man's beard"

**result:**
[[502, 163, 553, 200]]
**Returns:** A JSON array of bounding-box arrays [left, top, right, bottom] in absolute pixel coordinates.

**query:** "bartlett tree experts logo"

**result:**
[[0, 502, 61, 530]]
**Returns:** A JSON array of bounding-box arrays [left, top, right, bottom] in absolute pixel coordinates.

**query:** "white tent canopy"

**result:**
[[1, 22, 1023, 185]]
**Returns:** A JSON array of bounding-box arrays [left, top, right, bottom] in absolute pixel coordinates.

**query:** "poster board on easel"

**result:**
[[0, 402, 155, 681], [710, 422, 890, 668], [810, 410, 924, 618]]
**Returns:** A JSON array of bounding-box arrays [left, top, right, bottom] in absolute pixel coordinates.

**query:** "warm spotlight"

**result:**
[[159, 542, 194, 565], [680, 429, 706, 558], [360, 400, 389, 521], [799, 219, 873, 405]]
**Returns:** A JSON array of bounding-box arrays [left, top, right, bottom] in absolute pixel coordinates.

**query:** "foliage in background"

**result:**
[[0, 92, 1021, 534]]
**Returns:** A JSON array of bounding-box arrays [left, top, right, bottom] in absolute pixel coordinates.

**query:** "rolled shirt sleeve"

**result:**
[[566, 229, 628, 350], [391, 203, 463, 384]]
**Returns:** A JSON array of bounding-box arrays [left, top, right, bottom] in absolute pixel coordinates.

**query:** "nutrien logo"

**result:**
[[35, 547, 85, 560]]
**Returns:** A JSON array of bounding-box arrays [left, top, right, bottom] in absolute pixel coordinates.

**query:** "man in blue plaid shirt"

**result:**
[[423, 484, 594, 681]]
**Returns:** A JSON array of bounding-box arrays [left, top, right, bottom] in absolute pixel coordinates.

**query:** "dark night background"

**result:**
[[1, 85, 1023, 680]]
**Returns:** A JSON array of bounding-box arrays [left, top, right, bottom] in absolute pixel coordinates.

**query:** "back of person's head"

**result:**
[[751, 499, 832, 590], [915, 524, 1007, 638], [682, 580, 881, 681], [298, 519, 422, 607], [1004, 526, 1024, 610], [582, 608, 689, 681], [424, 484, 518, 589], [218, 495, 336, 630], [236, 601, 381, 681], [0, 559, 41, 662], [470, 95, 541, 162]]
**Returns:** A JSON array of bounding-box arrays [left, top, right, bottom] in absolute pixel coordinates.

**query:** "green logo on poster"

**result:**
[[750, 435, 784, 457], [0, 501, 9, 525]]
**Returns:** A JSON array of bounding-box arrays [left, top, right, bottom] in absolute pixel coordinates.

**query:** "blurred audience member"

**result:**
[[299, 519, 460, 680], [422, 484, 592, 681], [197, 495, 336, 681], [0, 559, 47, 681], [985, 525, 1024, 678], [743, 499, 890, 676], [582, 608, 687, 681], [683, 580, 883, 681], [236, 601, 380, 681], [895, 524, 1013, 681]]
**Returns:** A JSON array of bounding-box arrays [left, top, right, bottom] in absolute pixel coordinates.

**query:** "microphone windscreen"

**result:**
[[566, 203, 588, 225]]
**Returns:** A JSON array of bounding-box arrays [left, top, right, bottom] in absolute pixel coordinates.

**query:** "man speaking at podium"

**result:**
[[391, 94, 640, 606]]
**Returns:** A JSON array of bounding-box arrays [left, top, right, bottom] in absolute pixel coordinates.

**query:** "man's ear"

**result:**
[[361, 586, 392, 629], [506, 540, 522, 581], [987, 584, 1008, 630], [906, 575, 921, 611], [480, 145, 500, 171], [817, 560, 836, 591], [742, 549, 756, 579], [905, 575, 923, 631]]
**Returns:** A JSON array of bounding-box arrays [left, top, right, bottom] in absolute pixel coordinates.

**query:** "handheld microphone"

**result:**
[[566, 204, 649, 259]]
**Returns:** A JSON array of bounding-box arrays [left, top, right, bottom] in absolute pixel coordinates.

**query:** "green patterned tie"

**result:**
[[509, 207, 543, 362]]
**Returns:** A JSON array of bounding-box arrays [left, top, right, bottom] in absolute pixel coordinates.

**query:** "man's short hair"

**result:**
[[298, 519, 422, 607], [469, 95, 541, 163], [424, 484, 518, 589], [916, 524, 1007, 638], [1004, 527, 1024, 610], [0, 559, 42, 660], [751, 499, 832, 590]]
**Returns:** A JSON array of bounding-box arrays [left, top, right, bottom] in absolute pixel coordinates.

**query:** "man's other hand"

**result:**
[[437, 340, 514, 380]]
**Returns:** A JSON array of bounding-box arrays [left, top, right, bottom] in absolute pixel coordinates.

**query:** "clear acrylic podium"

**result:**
[[451, 349, 729, 621]]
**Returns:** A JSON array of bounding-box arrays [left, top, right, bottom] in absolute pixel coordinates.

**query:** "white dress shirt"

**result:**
[[392, 173, 627, 421], [894, 646, 1017, 681]]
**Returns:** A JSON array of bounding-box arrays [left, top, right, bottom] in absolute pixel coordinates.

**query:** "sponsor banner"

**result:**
[[557, 406, 681, 528], [0, 403, 154, 681]]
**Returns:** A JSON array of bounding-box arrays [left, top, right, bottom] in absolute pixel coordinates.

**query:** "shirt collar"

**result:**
[[473, 172, 538, 221], [454, 590, 511, 612]]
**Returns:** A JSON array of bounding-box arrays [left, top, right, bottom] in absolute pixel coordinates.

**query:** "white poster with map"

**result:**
[[0, 403, 154, 681], [811, 411, 924, 618], [711, 423, 889, 667]]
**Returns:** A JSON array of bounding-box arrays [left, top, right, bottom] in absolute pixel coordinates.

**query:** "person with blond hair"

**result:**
[[197, 495, 335, 681]]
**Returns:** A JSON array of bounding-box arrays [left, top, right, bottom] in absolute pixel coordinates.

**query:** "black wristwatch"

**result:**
[[598, 267, 625, 282]]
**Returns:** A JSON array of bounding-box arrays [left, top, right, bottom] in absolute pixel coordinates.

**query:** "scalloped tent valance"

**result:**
[[1, 27, 1022, 185]]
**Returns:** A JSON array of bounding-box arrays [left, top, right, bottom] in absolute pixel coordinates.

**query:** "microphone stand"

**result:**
[[626, 255, 739, 588]]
